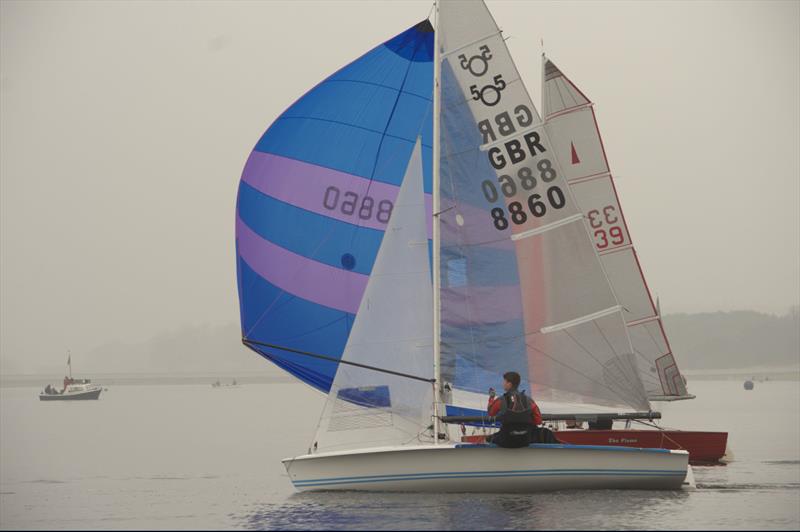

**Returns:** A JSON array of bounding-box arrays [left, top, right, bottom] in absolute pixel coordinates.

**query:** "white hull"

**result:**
[[283, 443, 689, 492]]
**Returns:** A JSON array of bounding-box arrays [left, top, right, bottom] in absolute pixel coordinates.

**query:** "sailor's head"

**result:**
[[502, 371, 521, 392]]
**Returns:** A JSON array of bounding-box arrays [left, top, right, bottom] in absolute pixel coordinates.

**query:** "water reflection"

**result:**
[[237, 489, 690, 530]]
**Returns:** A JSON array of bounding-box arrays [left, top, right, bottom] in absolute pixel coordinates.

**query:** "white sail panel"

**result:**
[[313, 141, 434, 452], [528, 313, 648, 409], [601, 248, 656, 322], [542, 56, 689, 400], [437, 0, 648, 411], [546, 109, 609, 181], [543, 59, 590, 118]]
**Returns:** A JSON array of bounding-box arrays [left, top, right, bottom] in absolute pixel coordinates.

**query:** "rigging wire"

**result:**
[[242, 338, 435, 384]]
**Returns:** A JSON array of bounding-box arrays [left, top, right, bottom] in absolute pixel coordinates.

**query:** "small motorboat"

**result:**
[[211, 379, 239, 388], [40, 351, 102, 401], [40, 380, 102, 401]]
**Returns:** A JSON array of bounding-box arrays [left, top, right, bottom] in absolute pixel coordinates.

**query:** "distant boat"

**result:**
[[744, 380, 754, 390], [39, 351, 102, 401], [211, 379, 239, 388]]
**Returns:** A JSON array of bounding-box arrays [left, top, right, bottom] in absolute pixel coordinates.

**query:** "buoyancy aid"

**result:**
[[500, 390, 534, 425], [488, 392, 543, 426]]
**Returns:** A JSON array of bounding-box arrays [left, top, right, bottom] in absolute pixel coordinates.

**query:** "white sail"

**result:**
[[436, 0, 649, 412], [542, 57, 690, 400], [312, 140, 435, 452]]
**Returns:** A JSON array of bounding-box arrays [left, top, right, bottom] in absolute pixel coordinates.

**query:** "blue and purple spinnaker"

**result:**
[[236, 21, 434, 392]]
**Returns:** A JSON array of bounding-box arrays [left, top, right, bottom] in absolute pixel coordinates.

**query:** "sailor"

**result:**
[[486, 371, 542, 448]]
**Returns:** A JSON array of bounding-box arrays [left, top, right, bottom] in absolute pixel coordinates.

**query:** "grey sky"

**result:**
[[1, 1, 798, 373]]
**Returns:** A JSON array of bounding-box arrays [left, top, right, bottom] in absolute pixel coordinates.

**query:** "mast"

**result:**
[[67, 350, 72, 379], [431, 0, 443, 444]]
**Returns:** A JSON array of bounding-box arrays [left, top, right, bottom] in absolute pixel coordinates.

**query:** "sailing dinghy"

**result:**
[[236, 0, 688, 492], [535, 56, 728, 464]]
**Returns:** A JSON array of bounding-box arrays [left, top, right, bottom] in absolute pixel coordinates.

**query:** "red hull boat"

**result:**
[[553, 430, 728, 465], [461, 430, 728, 465]]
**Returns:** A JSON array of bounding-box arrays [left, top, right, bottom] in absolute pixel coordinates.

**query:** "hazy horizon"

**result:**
[[2, 1, 799, 373]]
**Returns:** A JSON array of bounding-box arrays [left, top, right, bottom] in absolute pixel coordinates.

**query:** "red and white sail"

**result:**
[[542, 57, 691, 401]]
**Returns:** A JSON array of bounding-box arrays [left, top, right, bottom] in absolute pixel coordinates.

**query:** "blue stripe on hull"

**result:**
[[292, 468, 686, 487]]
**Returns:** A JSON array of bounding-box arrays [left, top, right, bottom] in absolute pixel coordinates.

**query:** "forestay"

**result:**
[[236, 22, 434, 392], [312, 142, 435, 453], [542, 57, 689, 400], [436, 0, 649, 411]]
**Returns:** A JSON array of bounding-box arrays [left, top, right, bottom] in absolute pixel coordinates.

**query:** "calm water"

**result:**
[[1, 379, 798, 530]]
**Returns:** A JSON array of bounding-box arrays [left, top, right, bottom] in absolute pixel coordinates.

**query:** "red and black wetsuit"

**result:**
[[487, 389, 541, 448]]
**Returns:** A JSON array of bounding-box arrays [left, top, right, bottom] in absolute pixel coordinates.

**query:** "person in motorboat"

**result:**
[[487, 371, 560, 447]]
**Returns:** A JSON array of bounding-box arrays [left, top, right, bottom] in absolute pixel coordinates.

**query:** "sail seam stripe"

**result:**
[[510, 214, 584, 241], [324, 79, 432, 101], [567, 171, 612, 185], [553, 75, 569, 110], [440, 30, 503, 57], [273, 116, 430, 148], [545, 102, 593, 121], [598, 244, 634, 256], [353, 35, 429, 251]]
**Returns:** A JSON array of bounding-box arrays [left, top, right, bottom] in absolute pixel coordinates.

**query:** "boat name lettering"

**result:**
[[608, 438, 639, 444]]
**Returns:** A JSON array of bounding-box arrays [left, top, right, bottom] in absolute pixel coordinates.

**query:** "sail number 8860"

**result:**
[[480, 158, 566, 230]]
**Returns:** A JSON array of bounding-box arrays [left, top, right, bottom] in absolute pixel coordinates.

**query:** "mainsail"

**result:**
[[436, 0, 649, 412], [541, 57, 691, 400], [236, 22, 434, 392]]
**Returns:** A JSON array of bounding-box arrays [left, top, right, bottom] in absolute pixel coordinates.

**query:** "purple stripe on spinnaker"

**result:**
[[236, 217, 367, 314], [242, 151, 433, 238]]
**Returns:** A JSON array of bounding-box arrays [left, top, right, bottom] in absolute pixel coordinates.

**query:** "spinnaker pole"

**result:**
[[431, 0, 443, 444]]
